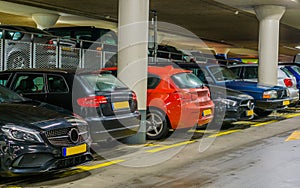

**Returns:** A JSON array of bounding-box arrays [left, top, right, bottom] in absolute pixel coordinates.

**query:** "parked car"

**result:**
[[102, 66, 214, 139], [0, 85, 92, 176], [174, 62, 255, 123], [0, 69, 140, 143], [228, 64, 299, 106], [175, 63, 290, 117], [282, 64, 300, 90], [0, 25, 78, 69], [148, 44, 195, 63], [45, 26, 117, 51], [44, 26, 118, 68]]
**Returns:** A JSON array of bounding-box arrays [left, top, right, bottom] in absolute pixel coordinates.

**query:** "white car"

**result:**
[[228, 64, 299, 106]]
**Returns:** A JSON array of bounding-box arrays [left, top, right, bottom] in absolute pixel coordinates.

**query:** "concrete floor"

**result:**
[[1, 110, 300, 187]]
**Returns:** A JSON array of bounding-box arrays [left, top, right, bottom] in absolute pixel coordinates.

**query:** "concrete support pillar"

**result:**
[[32, 13, 60, 29], [255, 5, 285, 86], [118, 0, 149, 144]]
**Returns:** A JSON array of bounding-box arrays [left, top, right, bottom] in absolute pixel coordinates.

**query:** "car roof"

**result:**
[[228, 63, 258, 67], [2, 68, 78, 74], [148, 65, 191, 76], [45, 26, 112, 32], [0, 25, 52, 35]]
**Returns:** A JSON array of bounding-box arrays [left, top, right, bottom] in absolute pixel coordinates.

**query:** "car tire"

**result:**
[[7, 53, 29, 69], [146, 108, 169, 140], [254, 108, 273, 117]]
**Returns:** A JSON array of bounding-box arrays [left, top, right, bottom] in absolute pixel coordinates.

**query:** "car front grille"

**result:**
[[45, 118, 89, 147], [277, 89, 288, 99], [240, 99, 255, 110]]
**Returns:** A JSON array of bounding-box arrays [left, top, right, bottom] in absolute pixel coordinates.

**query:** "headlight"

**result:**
[[215, 98, 237, 107], [1, 124, 43, 143], [263, 90, 277, 99]]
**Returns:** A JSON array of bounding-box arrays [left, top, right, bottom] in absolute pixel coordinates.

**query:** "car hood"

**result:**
[[0, 100, 75, 131], [208, 84, 254, 101], [222, 80, 283, 92]]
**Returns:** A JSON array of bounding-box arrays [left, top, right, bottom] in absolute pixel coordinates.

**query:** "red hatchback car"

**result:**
[[102, 65, 214, 140], [146, 66, 214, 139]]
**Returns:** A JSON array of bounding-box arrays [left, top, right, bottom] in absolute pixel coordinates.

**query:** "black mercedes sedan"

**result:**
[[0, 85, 93, 176]]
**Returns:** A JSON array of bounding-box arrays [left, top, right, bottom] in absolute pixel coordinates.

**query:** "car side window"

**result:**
[[47, 75, 69, 93], [229, 67, 241, 77], [0, 73, 12, 86], [13, 74, 45, 94], [244, 67, 258, 79], [147, 74, 160, 89]]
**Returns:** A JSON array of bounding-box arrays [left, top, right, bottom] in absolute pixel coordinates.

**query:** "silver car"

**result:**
[[228, 64, 299, 106]]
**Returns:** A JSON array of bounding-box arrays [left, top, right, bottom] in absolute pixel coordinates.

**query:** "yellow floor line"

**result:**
[[285, 131, 300, 141], [146, 140, 196, 153], [284, 112, 300, 119], [76, 160, 125, 171], [188, 129, 217, 134], [208, 130, 241, 138], [144, 143, 163, 147], [251, 120, 278, 127]]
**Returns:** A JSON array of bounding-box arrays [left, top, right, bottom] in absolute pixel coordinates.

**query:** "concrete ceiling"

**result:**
[[1, 0, 300, 61]]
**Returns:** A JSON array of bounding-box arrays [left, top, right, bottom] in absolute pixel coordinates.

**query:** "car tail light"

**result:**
[[130, 91, 138, 112], [174, 91, 198, 101], [77, 96, 107, 107], [284, 78, 293, 87], [45, 40, 57, 50], [132, 91, 137, 101]]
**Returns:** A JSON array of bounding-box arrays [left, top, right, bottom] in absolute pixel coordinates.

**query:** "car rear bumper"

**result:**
[[175, 101, 214, 129], [86, 112, 141, 142]]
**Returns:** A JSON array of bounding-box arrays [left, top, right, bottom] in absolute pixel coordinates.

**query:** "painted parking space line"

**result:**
[[146, 140, 196, 153], [208, 130, 241, 138], [283, 112, 300, 119], [76, 160, 125, 171], [285, 131, 300, 141], [144, 143, 163, 147], [188, 129, 218, 134], [251, 120, 278, 127], [56, 160, 125, 178]]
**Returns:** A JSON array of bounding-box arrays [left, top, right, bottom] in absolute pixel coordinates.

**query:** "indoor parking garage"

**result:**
[[1, 0, 300, 187]]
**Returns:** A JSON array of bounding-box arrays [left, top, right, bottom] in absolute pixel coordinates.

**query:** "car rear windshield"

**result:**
[[171, 72, 204, 89], [79, 73, 128, 91]]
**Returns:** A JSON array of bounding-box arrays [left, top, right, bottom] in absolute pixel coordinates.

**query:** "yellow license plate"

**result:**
[[203, 109, 212, 116], [63, 144, 87, 157], [113, 101, 129, 110], [246, 109, 254, 116], [283, 100, 290, 106], [62, 46, 72, 51]]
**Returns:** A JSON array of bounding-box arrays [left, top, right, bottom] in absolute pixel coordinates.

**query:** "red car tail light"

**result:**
[[174, 91, 198, 101], [45, 40, 57, 50], [132, 91, 137, 101], [284, 78, 293, 87], [77, 96, 107, 107]]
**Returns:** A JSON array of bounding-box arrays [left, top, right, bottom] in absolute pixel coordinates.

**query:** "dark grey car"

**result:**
[[0, 25, 78, 69]]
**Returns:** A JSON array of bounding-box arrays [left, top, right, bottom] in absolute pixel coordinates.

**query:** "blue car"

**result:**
[[175, 63, 291, 117]]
